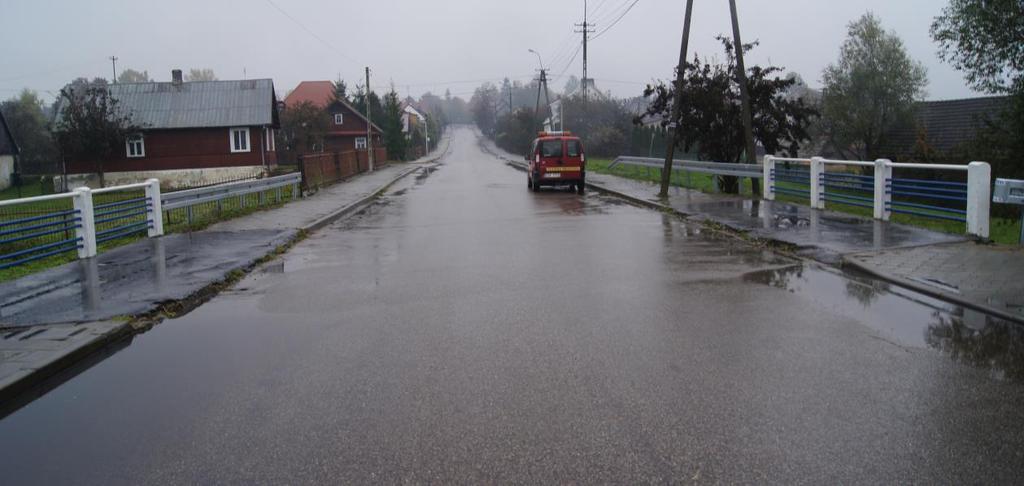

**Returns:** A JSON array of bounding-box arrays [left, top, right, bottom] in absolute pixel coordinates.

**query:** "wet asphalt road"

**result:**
[[1, 127, 1023, 484]]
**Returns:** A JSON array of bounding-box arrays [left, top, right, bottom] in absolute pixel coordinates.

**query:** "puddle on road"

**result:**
[[743, 263, 1024, 382]]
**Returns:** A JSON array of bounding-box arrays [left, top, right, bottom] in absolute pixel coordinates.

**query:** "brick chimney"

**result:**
[[172, 69, 183, 85]]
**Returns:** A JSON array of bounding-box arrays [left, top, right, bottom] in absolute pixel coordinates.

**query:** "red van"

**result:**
[[527, 132, 585, 194]]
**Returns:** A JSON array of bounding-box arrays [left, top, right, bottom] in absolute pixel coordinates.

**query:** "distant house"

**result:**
[[283, 81, 382, 153], [880, 96, 1009, 161], [401, 103, 425, 137], [0, 109, 18, 190], [54, 69, 280, 188]]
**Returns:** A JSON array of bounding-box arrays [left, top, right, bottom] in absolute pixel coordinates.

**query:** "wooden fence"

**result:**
[[298, 148, 388, 192]]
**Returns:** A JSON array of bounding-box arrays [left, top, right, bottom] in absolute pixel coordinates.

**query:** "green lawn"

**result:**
[[587, 157, 1023, 245]]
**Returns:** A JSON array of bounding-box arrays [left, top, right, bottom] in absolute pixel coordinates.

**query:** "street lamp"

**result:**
[[528, 49, 544, 70]]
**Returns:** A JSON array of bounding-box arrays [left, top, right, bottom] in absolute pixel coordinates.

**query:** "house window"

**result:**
[[126, 134, 145, 158], [355, 137, 367, 150], [334, 113, 344, 125], [230, 127, 250, 153]]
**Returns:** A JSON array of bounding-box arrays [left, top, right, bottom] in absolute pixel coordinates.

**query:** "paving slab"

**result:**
[[844, 241, 1024, 323], [0, 321, 130, 405]]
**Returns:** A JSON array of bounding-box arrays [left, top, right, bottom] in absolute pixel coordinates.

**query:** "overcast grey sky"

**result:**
[[0, 0, 974, 103]]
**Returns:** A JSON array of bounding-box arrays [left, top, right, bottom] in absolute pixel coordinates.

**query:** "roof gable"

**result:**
[[0, 109, 19, 156], [327, 98, 383, 134], [284, 81, 334, 108]]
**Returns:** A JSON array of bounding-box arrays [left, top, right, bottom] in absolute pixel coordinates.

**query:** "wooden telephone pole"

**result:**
[[660, 0, 759, 197], [729, 0, 759, 195], [658, 0, 694, 198], [365, 66, 374, 172]]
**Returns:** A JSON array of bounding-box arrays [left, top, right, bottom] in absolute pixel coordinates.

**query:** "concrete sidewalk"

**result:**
[[480, 135, 1022, 322], [0, 143, 446, 404]]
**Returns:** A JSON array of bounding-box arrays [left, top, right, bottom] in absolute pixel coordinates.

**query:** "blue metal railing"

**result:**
[[0, 207, 83, 269], [770, 167, 811, 198], [819, 171, 875, 209], [886, 177, 968, 223]]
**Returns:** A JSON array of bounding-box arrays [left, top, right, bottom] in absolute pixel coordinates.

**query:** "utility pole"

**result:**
[[659, 0, 694, 198], [574, 0, 595, 105], [729, 0, 759, 195], [109, 56, 118, 82], [365, 66, 374, 172], [534, 69, 551, 131]]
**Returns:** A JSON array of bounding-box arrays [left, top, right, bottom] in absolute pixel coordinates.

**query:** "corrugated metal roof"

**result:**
[[55, 79, 277, 130]]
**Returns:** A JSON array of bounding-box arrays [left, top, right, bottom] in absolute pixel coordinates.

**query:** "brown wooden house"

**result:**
[[283, 81, 382, 153], [54, 70, 280, 188]]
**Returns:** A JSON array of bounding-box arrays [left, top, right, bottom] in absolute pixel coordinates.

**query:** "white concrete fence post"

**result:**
[[873, 159, 892, 221], [146, 178, 164, 237], [762, 155, 775, 201], [809, 156, 824, 209], [72, 187, 97, 259], [966, 161, 991, 239]]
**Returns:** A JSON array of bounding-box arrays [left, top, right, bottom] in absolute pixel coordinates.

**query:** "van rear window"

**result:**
[[567, 140, 582, 157], [540, 140, 563, 157]]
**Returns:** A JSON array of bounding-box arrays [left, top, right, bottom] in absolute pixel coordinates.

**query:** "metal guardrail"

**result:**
[[609, 156, 763, 178], [162, 172, 301, 211]]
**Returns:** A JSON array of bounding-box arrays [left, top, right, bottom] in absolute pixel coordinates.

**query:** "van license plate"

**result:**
[[544, 173, 561, 178]]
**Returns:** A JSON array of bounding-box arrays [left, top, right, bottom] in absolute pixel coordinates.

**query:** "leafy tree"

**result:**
[[931, 0, 1024, 194], [186, 68, 217, 81], [470, 82, 500, 137], [638, 36, 817, 192], [931, 0, 1024, 95], [331, 77, 349, 103], [117, 69, 151, 83], [54, 83, 140, 187], [494, 109, 537, 156], [0, 90, 60, 175], [380, 88, 407, 160], [278, 101, 329, 158], [351, 84, 384, 127], [821, 13, 928, 161]]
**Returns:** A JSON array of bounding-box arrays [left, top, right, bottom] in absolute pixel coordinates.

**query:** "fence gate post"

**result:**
[[145, 178, 164, 237], [966, 161, 991, 238], [810, 157, 824, 209], [762, 155, 775, 201], [72, 187, 97, 259], [873, 159, 892, 220]]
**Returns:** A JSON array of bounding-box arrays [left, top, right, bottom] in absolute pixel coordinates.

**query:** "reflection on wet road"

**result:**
[[0, 127, 1022, 484]]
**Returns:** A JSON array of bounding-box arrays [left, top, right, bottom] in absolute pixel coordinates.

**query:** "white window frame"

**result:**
[[355, 137, 367, 150], [230, 127, 250, 153], [126, 133, 145, 158], [333, 113, 344, 125], [265, 128, 275, 151]]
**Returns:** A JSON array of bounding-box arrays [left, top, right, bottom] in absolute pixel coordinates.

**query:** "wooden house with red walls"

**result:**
[[283, 81, 383, 154], [54, 69, 280, 188]]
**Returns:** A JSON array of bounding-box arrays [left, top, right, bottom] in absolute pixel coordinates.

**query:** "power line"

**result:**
[[263, 0, 361, 66], [591, 0, 641, 40]]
